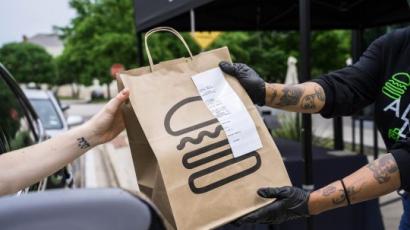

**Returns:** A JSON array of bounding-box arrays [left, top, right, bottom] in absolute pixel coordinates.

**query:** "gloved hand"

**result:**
[[236, 186, 310, 225], [219, 61, 266, 106]]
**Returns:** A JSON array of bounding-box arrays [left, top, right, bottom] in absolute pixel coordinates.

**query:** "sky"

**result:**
[[0, 0, 76, 46]]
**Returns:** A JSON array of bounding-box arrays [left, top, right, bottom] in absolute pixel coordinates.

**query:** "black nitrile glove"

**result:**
[[236, 187, 310, 225], [219, 61, 266, 106]]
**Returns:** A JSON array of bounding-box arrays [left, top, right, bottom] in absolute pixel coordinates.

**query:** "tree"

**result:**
[[59, 0, 351, 93], [311, 30, 350, 77], [55, 47, 82, 97], [0, 42, 56, 85], [209, 30, 350, 83], [59, 0, 138, 98]]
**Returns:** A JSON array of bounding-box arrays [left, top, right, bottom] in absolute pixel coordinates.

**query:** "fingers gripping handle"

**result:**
[[144, 27, 194, 72]]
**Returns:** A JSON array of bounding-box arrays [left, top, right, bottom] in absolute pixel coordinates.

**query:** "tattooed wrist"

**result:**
[[266, 84, 278, 106], [331, 185, 360, 205], [319, 180, 364, 207], [77, 137, 91, 149]]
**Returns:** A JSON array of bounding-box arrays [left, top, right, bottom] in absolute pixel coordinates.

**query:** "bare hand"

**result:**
[[85, 88, 130, 145]]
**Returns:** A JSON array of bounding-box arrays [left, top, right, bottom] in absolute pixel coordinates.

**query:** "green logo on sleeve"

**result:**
[[382, 72, 410, 100], [388, 128, 401, 141]]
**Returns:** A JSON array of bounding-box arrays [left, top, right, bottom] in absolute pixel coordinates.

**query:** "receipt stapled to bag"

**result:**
[[191, 67, 262, 158]]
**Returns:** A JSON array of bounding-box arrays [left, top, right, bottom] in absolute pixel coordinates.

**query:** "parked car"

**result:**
[[23, 89, 84, 137], [0, 63, 48, 193], [23, 89, 84, 188]]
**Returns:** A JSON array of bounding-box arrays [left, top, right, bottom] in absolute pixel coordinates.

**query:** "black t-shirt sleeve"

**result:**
[[390, 133, 410, 191], [311, 35, 386, 118]]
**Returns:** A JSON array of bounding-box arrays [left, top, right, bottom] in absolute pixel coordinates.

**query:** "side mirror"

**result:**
[[67, 115, 84, 128], [61, 104, 70, 112]]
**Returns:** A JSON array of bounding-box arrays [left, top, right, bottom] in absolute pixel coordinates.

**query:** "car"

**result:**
[[0, 63, 48, 193], [23, 89, 84, 137], [23, 89, 84, 189]]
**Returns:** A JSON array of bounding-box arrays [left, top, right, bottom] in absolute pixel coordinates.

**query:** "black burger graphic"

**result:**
[[164, 96, 261, 194]]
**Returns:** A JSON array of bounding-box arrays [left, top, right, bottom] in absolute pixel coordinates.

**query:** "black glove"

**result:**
[[219, 61, 266, 106], [236, 186, 310, 225]]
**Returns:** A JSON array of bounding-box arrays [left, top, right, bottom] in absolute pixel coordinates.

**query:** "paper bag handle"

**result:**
[[144, 27, 194, 72]]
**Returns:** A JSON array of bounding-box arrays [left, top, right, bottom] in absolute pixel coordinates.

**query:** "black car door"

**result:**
[[0, 64, 47, 192], [0, 65, 43, 151]]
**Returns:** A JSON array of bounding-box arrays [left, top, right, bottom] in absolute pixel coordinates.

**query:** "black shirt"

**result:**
[[312, 27, 410, 191]]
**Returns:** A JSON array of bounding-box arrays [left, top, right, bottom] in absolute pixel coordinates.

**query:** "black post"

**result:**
[[352, 29, 364, 154], [299, 1, 314, 230], [352, 118, 356, 151], [333, 117, 344, 150], [132, 0, 144, 66], [373, 114, 379, 159], [137, 32, 144, 66], [359, 118, 364, 155]]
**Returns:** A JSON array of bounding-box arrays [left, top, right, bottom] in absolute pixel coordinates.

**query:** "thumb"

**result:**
[[104, 88, 129, 114], [257, 187, 291, 199], [219, 61, 237, 76]]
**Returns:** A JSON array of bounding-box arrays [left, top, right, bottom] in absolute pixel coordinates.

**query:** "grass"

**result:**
[[271, 114, 386, 155], [88, 98, 110, 103], [58, 96, 79, 100], [272, 114, 333, 149]]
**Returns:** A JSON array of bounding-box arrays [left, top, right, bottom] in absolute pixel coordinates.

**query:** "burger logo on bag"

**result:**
[[164, 96, 261, 194]]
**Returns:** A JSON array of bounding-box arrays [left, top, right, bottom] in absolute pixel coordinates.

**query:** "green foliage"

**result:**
[[209, 30, 350, 83], [272, 114, 333, 149], [311, 30, 350, 77], [272, 114, 301, 141], [210, 32, 291, 83], [58, 0, 137, 87], [144, 32, 200, 64], [0, 42, 55, 84], [58, 0, 350, 87]]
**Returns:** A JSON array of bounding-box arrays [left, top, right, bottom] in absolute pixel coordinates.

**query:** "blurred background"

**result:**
[[0, 0, 409, 229]]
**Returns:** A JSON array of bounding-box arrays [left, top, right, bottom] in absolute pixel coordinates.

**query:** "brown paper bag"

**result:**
[[118, 27, 291, 230]]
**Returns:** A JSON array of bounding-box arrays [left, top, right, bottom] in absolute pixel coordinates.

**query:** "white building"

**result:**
[[27, 33, 63, 57]]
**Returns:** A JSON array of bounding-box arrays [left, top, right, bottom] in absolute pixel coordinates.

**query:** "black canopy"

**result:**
[[135, 0, 410, 32]]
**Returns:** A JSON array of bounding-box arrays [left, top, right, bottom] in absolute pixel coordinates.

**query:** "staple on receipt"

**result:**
[[191, 68, 262, 157]]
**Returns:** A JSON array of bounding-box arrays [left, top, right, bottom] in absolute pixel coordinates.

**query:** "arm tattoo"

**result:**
[[331, 184, 362, 205], [321, 185, 337, 196], [301, 94, 316, 109], [315, 86, 325, 102], [367, 154, 398, 184], [266, 84, 278, 105], [300, 86, 325, 110], [276, 85, 304, 107], [77, 137, 90, 149]]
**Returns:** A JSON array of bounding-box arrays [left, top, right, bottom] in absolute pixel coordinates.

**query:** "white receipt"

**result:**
[[191, 68, 262, 158]]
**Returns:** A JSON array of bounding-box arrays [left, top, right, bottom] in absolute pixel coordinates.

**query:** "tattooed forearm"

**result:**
[[300, 86, 325, 110], [331, 183, 363, 205], [301, 94, 316, 109], [367, 154, 398, 184], [315, 86, 325, 102], [77, 137, 90, 149], [276, 85, 304, 107], [265, 83, 325, 112], [268, 85, 278, 105], [321, 185, 337, 196]]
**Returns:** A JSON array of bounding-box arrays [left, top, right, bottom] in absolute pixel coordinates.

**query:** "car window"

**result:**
[[29, 99, 63, 130], [0, 76, 36, 152]]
